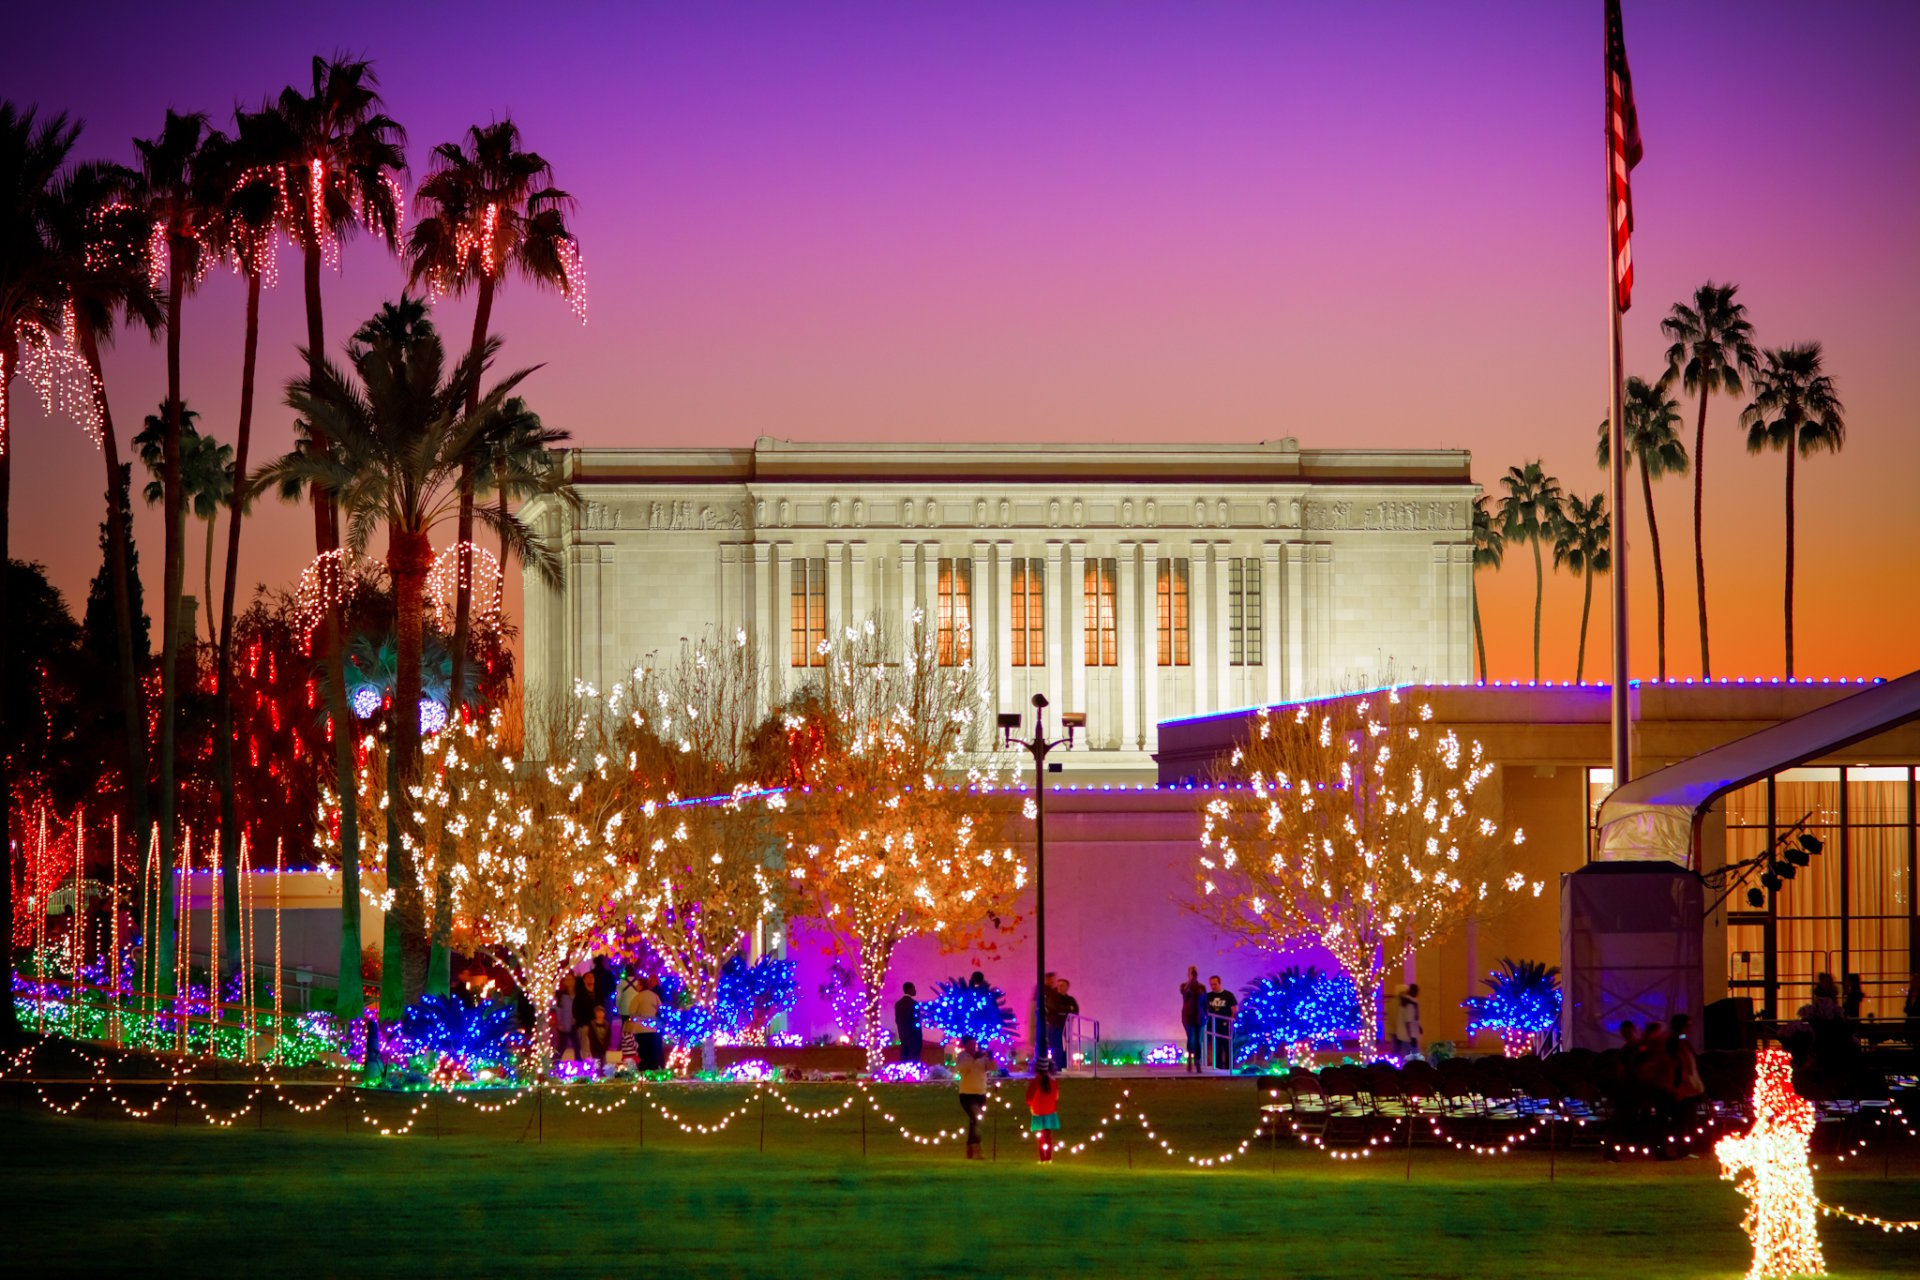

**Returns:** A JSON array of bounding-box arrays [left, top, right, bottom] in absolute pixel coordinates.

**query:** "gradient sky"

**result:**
[[6, 0, 1917, 684]]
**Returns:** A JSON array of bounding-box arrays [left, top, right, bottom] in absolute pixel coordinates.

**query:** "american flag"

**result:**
[[1607, 0, 1643, 311]]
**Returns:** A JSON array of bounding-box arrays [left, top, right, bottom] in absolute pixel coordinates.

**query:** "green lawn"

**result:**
[[3, 1077, 1914, 1277]]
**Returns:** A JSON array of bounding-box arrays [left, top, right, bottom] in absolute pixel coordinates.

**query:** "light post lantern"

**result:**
[[1000, 693, 1082, 1065]]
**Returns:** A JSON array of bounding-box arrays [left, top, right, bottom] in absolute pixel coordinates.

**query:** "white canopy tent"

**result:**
[[1594, 670, 1920, 867]]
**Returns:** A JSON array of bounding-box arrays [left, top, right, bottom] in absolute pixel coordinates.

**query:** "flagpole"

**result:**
[[1606, 1, 1632, 789]]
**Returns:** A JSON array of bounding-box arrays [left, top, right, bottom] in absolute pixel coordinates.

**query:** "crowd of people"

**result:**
[[542, 957, 667, 1073], [1606, 1013, 1705, 1159]]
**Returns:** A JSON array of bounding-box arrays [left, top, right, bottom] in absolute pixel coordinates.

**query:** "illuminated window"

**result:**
[[937, 557, 973, 665], [1009, 558, 1045, 667], [1228, 556, 1262, 666], [789, 557, 827, 667], [1083, 557, 1117, 668], [1157, 558, 1190, 667]]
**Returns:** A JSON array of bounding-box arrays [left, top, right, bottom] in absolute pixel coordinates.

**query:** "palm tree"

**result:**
[[130, 107, 222, 997], [45, 157, 161, 878], [1553, 493, 1612, 683], [1662, 283, 1758, 679], [1470, 495, 1504, 680], [1596, 376, 1688, 680], [407, 121, 580, 738], [1498, 462, 1564, 681], [0, 100, 80, 1040], [256, 297, 571, 1006], [134, 404, 231, 645], [206, 107, 285, 979], [263, 58, 406, 1018], [1741, 345, 1844, 679], [407, 122, 580, 993]]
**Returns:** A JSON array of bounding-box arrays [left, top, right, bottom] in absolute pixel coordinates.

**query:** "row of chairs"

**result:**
[[1257, 1049, 1898, 1148]]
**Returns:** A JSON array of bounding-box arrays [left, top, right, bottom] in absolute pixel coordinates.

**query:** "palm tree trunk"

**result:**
[[215, 269, 260, 990], [390, 527, 434, 1007], [1576, 567, 1594, 683], [428, 279, 495, 997], [155, 262, 187, 998], [0, 344, 15, 1039], [78, 323, 152, 902], [304, 235, 363, 1022], [1530, 537, 1544, 681], [1639, 457, 1667, 681], [202, 513, 216, 646], [1784, 444, 1797, 680], [1692, 390, 1711, 679], [1472, 583, 1488, 681]]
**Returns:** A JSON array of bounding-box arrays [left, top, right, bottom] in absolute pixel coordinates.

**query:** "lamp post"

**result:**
[[1000, 692, 1082, 1066]]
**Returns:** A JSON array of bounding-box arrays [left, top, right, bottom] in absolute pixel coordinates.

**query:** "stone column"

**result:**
[[1117, 541, 1139, 749], [1285, 541, 1308, 699], [850, 540, 869, 635], [921, 540, 940, 656], [898, 539, 919, 649], [752, 543, 773, 714], [775, 543, 795, 701], [1141, 542, 1161, 753], [1189, 540, 1212, 714], [1213, 540, 1232, 710], [1263, 541, 1283, 706], [1045, 541, 1064, 718], [824, 540, 844, 642], [971, 537, 992, 703], [994, 540, 1014, 714], [1314, 544, 1334, 685], [1066, 540, 1086, 717], [1451, 543, 1474, 682]]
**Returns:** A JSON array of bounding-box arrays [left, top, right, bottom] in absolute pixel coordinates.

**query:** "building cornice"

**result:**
[[558, 437, 1474, 487]]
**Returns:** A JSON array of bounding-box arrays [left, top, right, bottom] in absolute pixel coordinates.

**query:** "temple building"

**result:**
[[520, 437, 1479, 768]]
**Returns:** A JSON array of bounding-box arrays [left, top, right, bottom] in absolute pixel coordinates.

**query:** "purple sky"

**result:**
[[6, 1, 1917, 681]]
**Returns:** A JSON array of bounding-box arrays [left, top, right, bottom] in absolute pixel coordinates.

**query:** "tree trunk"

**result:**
[[1692, 389, 1711, 679], [78, 323, 152, 911], [215, 270, 260, 989], [155, 262, 187, 998], [1784, 444, 1797, 680], [1639, 456, 1667, 681], [1576, 567, 1594, 683], [380, 744, 405, 1020], [857, 931, 898, 1068], [303, 235, 364, 1022], [0, 344, 14, 1038], [1472, 582, 1488, 681], [429, 280, 495, 995], [389, 527, 435, 1008], [1530, 537, 1544, 681]]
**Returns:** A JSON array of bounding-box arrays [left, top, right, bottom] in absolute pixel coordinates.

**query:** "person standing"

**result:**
[[1180, 967, 1205, 1074], [1026, 1061, 1061, 1163], [1048, 979, 1079, 1072], [1389, 983, 1424, 1059], [573, 969, 600, 1063], [554, 972, 579, 1062], [895, 981, 923, 1066], [1204, 976, 1238, 1070], [628, 975, 663, 1072], [954, 1034, 994, 1160], [1661, 1013, 1705, 1158]]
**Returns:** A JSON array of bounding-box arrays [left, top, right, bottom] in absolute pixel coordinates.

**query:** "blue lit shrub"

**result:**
[[1231, 967, 1363, 1065], [1462, 957, 1561, 1056]]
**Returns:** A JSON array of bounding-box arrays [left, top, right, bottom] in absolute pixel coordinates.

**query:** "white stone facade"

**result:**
[[521, 437, 1477, 767]]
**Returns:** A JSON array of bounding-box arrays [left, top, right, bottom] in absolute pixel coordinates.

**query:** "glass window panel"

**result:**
[[1010, 562, 1028, 667], [1723, 780, 1769, 828], [1173, 560, 1189, 666], [1244, 558, 1262, 663], [1027, 559, 1045, 666], [1849, 821, 1909, 919], [1774, 767, 1841, 829], [1228, 559, 1243, 666], [1846, 768, 1910, 825], [954, 558, 972, 665], [1156, 561, 1171, 667]]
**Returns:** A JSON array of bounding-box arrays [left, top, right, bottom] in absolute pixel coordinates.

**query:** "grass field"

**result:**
[[4, 1075, 1915, 1278]]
